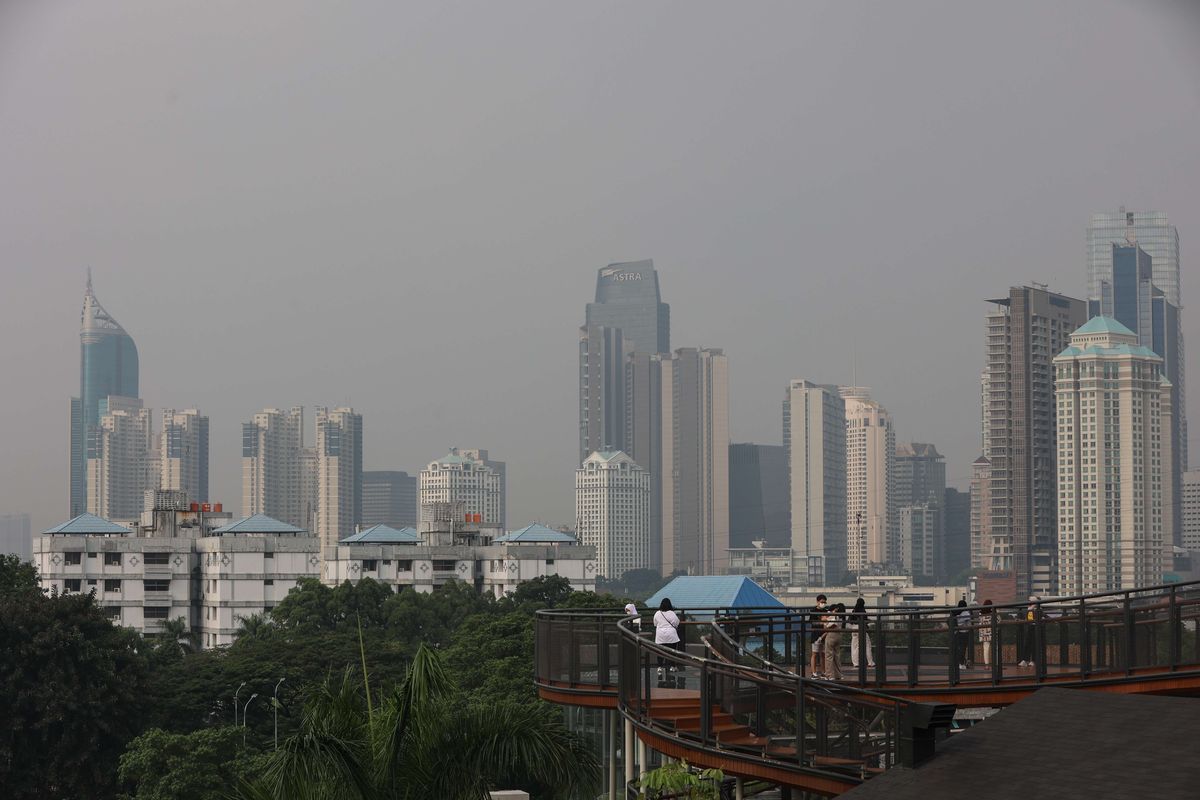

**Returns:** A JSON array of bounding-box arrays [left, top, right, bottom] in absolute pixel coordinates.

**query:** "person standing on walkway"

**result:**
[[654, 598, 683, 686], [1018, 597, 1038, 667], [809, 594, 828, 677], [953, 599, 972, 670], [823, 603, 846, 680], [978, 600, 995, 666], [849, 597, 876, 669]]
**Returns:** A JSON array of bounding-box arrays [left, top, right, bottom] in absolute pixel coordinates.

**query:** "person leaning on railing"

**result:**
[[849, 597, 876, 669], [821, 603, 846, 680], [653, 598, 683, 687], [977, 600, 995, 666]]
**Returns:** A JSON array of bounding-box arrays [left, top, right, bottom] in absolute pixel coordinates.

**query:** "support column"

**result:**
[[624, 716, 634, 787], [734, 777, 744, 800], [608, 710, 618, 800], [637, 739, 647, 781]]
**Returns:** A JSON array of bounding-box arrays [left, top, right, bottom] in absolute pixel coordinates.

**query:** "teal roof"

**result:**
[[494, 523, 578, 543], [1058, 343, 1159, 359], [1074, 316, 1137, 337], [645, 576, 783, 613], [43, 513, 130, 535], [340, 525, 420, 544], [210, 514, 306, 535]]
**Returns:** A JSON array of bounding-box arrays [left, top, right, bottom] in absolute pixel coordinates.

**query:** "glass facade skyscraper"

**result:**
[[70, 275, 139, 517], [584, 260, 670, 355], [1088, 210, 1180, 307]]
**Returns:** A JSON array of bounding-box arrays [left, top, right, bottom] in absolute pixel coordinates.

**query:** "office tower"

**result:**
[[241, 407, 306, 528], [1088, 209, 1180, 307], [1055, 317, 1168, 594], [842, 388, 896, 573], [625, 352, 668, 570], [728, 443, 790, 550], [86, 397, 154, 522], [942, 487, 971, 579], [160, 409, 209, 503], [300, 446, 319, 532], [575, 450, 651, 579], [361, 471, 418, 529], [784, 380, 847, 586], [1087, 216, 1187, 546], [579, 325, 629, 462], [584, 260, 670, 355], [315, 407, 363, 550], [420, 448, 502, 526], [969, 455, 992, 569], [0, 513, 32, 560], [1183, 471, 1200, 553], [896, 442, 946, 578], [660, 348, 729, 576], [983, 285, 1087, 598], [70, 274, 139, 516], [898, 506, 937, 579], [457, 449, 506, 529]]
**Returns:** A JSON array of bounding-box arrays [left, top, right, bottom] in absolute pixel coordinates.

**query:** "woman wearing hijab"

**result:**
[[849, 597, 876, 669]]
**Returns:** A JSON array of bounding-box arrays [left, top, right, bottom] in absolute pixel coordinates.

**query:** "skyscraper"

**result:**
[[576, 450, 651, 579], [420, 448, 503, 526], [456, 448, 506, 529], [784, 380, 846, 586], [625, 351, 668, 570], [896, 442, 946, 579], [70, 274, 139, 517], [579, 325, 629, 461], [983, 286, 1086, 598], [660, 348, 729, 576], [584, 260, 670, 355], [969, 455, 992, 570], [0, 513, 33, 560], [242, 407, 306, 528], [1055, 317, 1168, 594], [361, 471, 418, 529], [1088, 209, 1180, 307], [942, 487, 971, 580], [86, 396, 154, 522], [160, 409, 209, 503], [842, 388, 896, 573], [315, 407, 363, 550], [728, 443, 790, 550], [1183, 471, 1200, 554]]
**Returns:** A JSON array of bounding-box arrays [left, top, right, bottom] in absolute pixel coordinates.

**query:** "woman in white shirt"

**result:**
[[653, 598, 682, 686]]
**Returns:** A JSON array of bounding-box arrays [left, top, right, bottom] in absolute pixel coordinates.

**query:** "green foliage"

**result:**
[[638, 760, 724, 799], [118, 726, 265, 800], [0, 589, 150, 799], [0, 554, 39, 596], [507, 574, 574, 608]]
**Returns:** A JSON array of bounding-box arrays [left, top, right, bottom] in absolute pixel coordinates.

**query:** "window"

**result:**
[[382, 560, 391, 566], [143, 606, 170, 620], [397, 560, 413, 571], [264, 579, 274, 586], [104, 579, 121, 593], [432, 560, 457, 572], [87, 579, 97, 586], [64, 579, 82, 592], [105, 606, 121, 620], [264, 551, 274, 559], [88, 552, 97, 559], [143, 580, 170, 592], [144, 552, 171, 565], [545, 559, 555, 565], [104, 553, 122, 567], [362, 560, 378, 572], [65, 551, 82, 566]]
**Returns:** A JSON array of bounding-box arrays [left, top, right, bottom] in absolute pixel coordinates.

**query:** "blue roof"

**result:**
[[645, 576, 783, 612], [43, 513, 131, 535], [339, 525, 420, 544], [1074, 316, 1137, 336], [209, 513, 306, 535], [494, 523, 578, 543]]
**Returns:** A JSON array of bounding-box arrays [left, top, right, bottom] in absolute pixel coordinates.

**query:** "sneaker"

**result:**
[[1018, 660, 1028, 667], [657, 667, 664, 678], [959, 664, 968, 670]]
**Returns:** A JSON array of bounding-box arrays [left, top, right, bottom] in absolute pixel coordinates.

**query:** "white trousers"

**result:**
[[850, 632, 875, 667]]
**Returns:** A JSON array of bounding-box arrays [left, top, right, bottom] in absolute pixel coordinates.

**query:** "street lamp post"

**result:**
[[273, 678, 286, 750], [243, 693, 259, 748], [233, 681, 247, 727]]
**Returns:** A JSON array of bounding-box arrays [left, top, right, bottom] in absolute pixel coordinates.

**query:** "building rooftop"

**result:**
[[493, 523, 578, 544], [339, 524, 421, 544], [209, 513, 307, 535], [43, 513, 131, 535], [645, 575, 783, 612], [841, 688, 1200, 799], [1073, 315, 1137, 337]]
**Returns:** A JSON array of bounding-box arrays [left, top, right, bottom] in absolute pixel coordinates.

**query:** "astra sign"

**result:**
[[599, 268, 644, 282]]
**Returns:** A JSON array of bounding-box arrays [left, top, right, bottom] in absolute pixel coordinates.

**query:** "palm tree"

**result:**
[[158, 616, 200, 654], [235, 612, 275, 642], [243, 643, 598, 800]]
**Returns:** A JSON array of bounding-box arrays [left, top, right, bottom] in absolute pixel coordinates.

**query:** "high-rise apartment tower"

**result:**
[[576, 450, 651, 579], [784, 380, 847, 586]]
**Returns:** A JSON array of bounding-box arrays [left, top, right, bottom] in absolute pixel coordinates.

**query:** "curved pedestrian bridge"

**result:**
[[535, 580, 1200, 796]]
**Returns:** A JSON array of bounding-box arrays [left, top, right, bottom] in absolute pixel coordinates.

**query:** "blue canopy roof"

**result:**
[[339, 525, 421, 544], [494, 523, 578, 543], [43, 513, 130, 535], [645, 576, 783, 612], [210, 513, 306, 535]]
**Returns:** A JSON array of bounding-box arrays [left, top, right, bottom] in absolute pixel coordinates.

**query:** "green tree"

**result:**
[[0, 590, 150, 799], [246, 644, 598, 800], [236, 612, 276, 642], [0, 553, 38, 596], [637, 760, 724, 799], [159, 615, 201, 654], [508, 575, 573, 608], [119, 726, 265, 800]]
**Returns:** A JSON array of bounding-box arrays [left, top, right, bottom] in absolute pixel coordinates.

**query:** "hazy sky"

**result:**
[[2, 1, 1198, 534]]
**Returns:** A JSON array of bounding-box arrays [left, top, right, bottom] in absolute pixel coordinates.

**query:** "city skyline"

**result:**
[[3, 2, 1199, 537]]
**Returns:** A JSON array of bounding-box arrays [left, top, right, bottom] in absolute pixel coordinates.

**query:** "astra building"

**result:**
[[983, 285, 1087, 599], [842, 388, 896, 573], [361, 471, 418, 529], [314, 407, 363, 551], [160, 409, 209, 503], [420, 448, 504, 527], [575, 450, 651, 579], [784, 380, 847, 586], [71, 275, 139, 517], [1055, 317, 1169, 594]]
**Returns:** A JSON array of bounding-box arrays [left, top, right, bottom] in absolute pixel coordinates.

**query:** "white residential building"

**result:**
[[241, 407, 305, 528], [1055, 317, 1169, 594], [784, 380, 847, 586], [87, 396, 155, 523], [841, 388, 896, 573], [1184, 471, 1200, 553], [315, 407, 363, 551], [576, 450, 651, 579], [420, 448, 503, 526], [160, 409, 209, 503]]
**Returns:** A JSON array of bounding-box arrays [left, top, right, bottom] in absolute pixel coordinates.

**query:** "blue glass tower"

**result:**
[[70, 274, 139, 516]]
